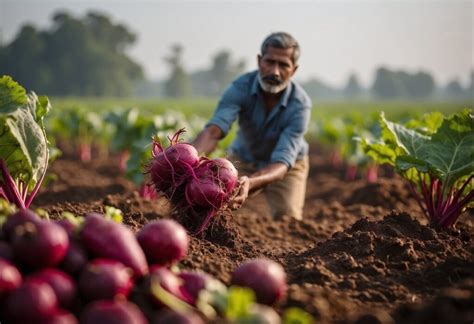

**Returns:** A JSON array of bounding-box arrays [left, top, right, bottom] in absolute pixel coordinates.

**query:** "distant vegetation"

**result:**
[[51, 97, 468, 121], [0, 11, 144, 96]]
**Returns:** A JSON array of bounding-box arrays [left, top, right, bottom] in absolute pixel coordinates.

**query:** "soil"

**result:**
[[32, 146, 474, 324]]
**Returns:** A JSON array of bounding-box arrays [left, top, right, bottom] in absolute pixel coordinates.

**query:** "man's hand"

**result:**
[[192, 125, 223, 155], [230, 176, 250, 210], [228, 163, 288, 211]]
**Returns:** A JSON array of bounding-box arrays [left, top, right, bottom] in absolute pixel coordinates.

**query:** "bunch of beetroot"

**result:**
[[0, 209, 207, 323], [0, 207, 290, 323], [147, 129, 239, 234]]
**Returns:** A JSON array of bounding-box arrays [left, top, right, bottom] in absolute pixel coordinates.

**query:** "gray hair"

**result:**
[[260, 32, 300, 64]]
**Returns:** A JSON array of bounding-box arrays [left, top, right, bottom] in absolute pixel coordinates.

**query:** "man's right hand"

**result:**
[[230, 176, 250, 210]]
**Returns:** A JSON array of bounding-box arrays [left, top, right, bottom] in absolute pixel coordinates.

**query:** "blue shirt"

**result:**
[[207, 70, 312, 169]]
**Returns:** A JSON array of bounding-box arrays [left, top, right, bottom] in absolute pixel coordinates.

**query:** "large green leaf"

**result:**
[[382, 112, 430, 158], [0, 76, 49, 189], [405, 111, 444, 135], [0, 76, 27, 113], [362, 110, 473, 191], [359, 138, 398, 166], [421, 109, 474, 187]]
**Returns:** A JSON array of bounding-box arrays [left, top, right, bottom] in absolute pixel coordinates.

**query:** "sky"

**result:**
[[1, 0, 472, 88]]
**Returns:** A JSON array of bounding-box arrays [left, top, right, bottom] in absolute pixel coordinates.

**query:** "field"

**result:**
[[51, 97, 470, 119], [1, 96, 473, 323], [32, 140, 473, 323]]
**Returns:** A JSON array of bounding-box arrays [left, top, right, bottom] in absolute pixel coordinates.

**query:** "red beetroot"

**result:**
[[137, 219, 189, 266], [153, 310, 204, 324], [80, 213, 148, 277], [0, 258, 22, 301], [29, 268, 77, 309], [201, 157, 238, 194], [37, 309, 78, 324], [81, 300, 147, 324], [79, 258, 134, 301], [185, 176, 226, 210], [55, 219, 77, 238], [178, 271, 213, 305], [4, 279, 58, 322], [148, 130, 200, 196], [11, 220, 69, 269], [2, 208, 41, 240], [231, 258, 287, 305], [0, 241, 13, 260], [60, 241, 88, 275]]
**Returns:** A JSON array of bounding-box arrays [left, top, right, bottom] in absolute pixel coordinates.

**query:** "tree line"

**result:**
[[303, 69, 473, 101], [1, 10, 472, 101], [0, 11, 144, 96]]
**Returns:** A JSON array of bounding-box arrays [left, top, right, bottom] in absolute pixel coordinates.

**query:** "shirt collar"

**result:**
[[251, 71, 293, 108]]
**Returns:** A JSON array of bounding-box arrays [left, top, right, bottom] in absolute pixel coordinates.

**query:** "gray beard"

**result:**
[[258, 73, 289, 94]]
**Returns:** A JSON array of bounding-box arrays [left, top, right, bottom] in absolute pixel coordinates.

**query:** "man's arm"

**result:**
[[192, 124, 223, 155], [232, 162, 287, 209]]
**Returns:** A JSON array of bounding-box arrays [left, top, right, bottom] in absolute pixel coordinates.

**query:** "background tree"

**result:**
[[444, 79, 465, 98], [164, 44, 192, 98], [0, 10, 143, 96], [343, 73, 363, 98], [208, 50, 246, 96], [371, 67, 407, 99], [398, 71, 435, 99], [371, 67, 435, 100], [190, 49, 246, 97]]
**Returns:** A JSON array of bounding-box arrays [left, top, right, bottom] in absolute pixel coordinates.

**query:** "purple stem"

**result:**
[[408, 180, 429, 217], [0, 159, 26, 209], [420, 173, 435, 219], [438, 189, 474, 228]]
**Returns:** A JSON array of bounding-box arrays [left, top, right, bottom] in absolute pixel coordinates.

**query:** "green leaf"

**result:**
[[359, 138, 397, 166], [395, 155, 430, 173], [225, 286, 256, 319], [421, 109, 474, 188], [405, 111, 444, 135], [283, 307, 314, 324], [0, 75, 27, 113], [150, 276, 194, 313], [381, 112, 430, 158], [104, 206, 123, 223], [0, 77, 49, 191], [195, 275, 228, 319]]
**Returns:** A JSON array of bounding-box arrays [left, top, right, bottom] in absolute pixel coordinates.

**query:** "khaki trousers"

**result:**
[[228, 155, 309, 220]]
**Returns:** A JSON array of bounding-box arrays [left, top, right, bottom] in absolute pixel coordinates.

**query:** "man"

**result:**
[[193, 32, 312, 220]]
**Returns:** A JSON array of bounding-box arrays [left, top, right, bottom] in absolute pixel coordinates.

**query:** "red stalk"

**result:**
[[408, 180, 429, 216], [438, 188, 474, 228], [0, 159, 26, 209], [420, 174, 435, 219]]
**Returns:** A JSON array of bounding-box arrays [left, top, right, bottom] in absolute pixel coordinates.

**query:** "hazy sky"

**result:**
[[1, 0, 472, 87]]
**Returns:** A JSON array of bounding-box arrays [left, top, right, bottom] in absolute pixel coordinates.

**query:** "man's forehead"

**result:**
[[262, 47, 294, 62]]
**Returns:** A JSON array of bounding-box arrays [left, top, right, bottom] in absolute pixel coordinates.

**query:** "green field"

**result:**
[[51, 97, 471, 121]]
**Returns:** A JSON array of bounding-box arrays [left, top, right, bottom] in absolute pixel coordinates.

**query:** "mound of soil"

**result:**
[[32, 147, 474, 323]]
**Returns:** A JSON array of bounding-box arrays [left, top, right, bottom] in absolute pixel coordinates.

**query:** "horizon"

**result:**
[[1, 0, 472, 88]]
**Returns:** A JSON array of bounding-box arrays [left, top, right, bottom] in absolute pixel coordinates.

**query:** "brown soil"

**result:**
[[33, 147, 474, 323]]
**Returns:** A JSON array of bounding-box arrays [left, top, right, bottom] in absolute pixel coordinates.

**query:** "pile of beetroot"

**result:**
[[147, 129, 238, 234], [0, 207, 290, 323]]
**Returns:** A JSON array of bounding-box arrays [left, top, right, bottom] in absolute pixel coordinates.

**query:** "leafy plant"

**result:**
[[359, 110, 473, 228], [0, 76, 51, 209], [48, 108, 106, 162]]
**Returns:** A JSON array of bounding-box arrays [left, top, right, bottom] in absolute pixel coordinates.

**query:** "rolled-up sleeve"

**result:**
[[206, 84, 243, 136], [270, 105, 310, 168]]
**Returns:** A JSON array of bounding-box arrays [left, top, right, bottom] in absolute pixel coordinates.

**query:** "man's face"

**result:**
[[257, 46, 298, 94]]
